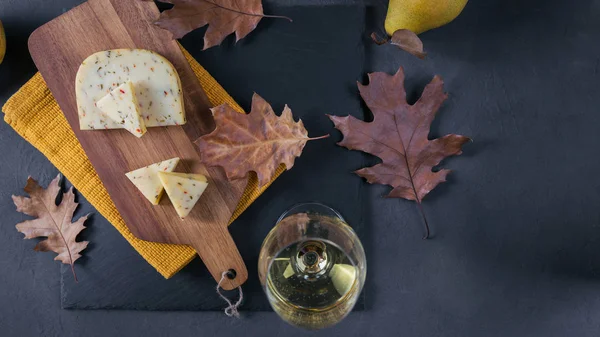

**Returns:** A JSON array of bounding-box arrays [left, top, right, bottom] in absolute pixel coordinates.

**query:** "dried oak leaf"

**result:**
[[195, 93, 328, 188], [12, 175, 89, 281], [328, 67, 470, 238], [152, 0, 291, 49]]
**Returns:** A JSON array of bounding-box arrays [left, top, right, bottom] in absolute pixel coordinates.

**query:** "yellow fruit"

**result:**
[[385, 0, 468, 36], [0, 20, 5, 64]]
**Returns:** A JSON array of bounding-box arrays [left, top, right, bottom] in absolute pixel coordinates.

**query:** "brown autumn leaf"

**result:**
[[152, 0, 292, 49], [12, 175, 89, 281], [371, 30, 427, 59], [195, 93, 328, 188], [390, 29, 427, 59], [328, 67, 470, 238]]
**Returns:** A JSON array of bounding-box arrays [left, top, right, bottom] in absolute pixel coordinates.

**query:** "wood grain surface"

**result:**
[[27, 0, 248, 289]]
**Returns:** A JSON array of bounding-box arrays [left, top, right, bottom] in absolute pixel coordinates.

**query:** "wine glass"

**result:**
[[258, 202, 366, 330]]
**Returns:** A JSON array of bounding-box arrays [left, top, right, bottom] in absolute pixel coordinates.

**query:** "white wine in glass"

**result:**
[[258, 203, 366, 330]]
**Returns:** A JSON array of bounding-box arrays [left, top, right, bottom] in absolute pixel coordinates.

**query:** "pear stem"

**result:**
[[371, 32, 389, 45]]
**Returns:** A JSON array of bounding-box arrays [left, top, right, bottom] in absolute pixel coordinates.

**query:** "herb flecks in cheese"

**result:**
[[76, 49, 185, 130], [125, 158, 180, 205], [158, 172, 208, 219], [96, 81, 146, 138]]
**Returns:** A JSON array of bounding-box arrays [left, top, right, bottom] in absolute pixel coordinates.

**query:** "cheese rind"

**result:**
[[125, 158, 180, 205], [96, 81, 146, 138], [157, 172, 208, 219], [76, 49, 185, 130]]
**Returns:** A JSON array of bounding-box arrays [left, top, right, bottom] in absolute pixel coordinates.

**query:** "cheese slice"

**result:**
[[96, 81, 146, 138], [329, 264, 357, 296], [75, 49, 185, 130], [125, 158, 180, 205], [158, 172, 209, 219]]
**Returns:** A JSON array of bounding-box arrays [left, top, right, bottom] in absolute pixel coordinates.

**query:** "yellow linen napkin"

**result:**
[[2, 47, 283, 279]]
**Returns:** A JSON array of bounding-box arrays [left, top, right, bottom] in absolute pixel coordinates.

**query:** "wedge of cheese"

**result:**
[[157, 172, 208, 219], [96, 81, 146, 138], [76, 49, 185, 130], [329, 264, 357, 296], [125, 158, 180, 205]]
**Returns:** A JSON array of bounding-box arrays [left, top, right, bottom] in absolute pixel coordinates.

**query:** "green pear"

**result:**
[[0, 20, 5, 64], [385, 0, 468, 36]]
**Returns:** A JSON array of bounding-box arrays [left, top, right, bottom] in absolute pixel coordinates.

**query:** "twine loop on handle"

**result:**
[[216, 270, 243, 318]]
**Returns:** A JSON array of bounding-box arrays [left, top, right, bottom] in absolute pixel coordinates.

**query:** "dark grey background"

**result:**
[[2, 0, 600, 336]]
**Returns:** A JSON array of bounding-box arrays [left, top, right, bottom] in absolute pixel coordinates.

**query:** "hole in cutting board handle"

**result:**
[[226, 269, 237, 280]]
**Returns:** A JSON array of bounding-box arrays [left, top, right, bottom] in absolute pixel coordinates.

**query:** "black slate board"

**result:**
[[60, 4, 368, 310]]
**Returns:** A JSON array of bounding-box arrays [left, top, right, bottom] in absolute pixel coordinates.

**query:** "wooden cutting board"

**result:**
[[28, 0, 248, 290]]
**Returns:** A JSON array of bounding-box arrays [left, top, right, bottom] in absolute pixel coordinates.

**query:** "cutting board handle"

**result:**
[[190, 226, 248, 290]]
